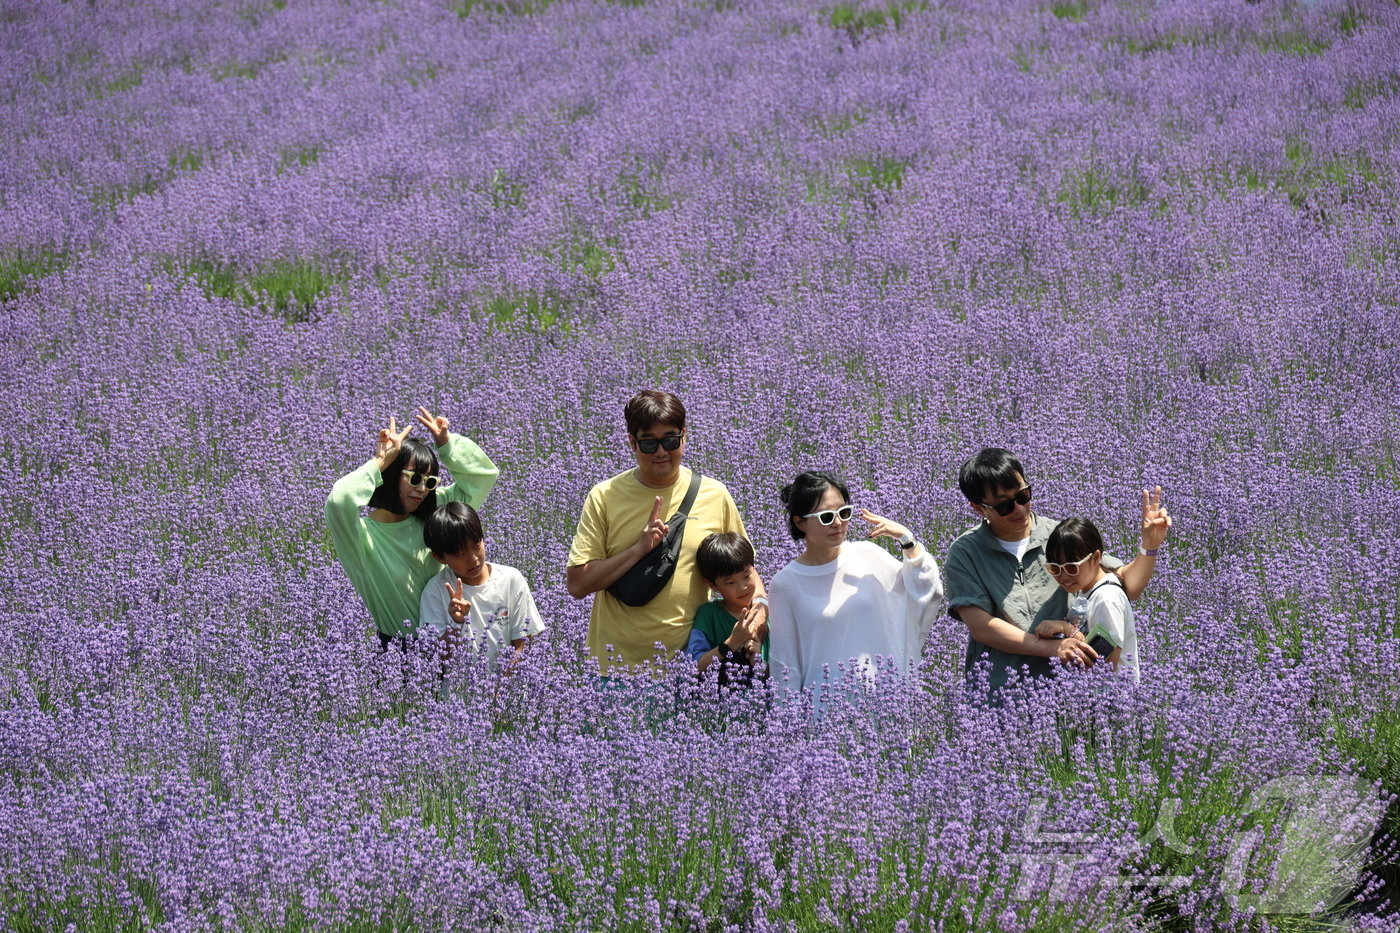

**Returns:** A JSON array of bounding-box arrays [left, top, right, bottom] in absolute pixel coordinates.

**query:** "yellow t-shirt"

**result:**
[[568, 466, 746, 674]]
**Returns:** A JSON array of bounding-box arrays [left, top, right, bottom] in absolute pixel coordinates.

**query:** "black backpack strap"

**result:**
[[676, 471, 702, 519], [1087, 576, 1125, 597]]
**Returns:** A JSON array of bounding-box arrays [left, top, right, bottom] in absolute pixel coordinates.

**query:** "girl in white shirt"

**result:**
[[767, 471, 945, 694], [1038, 517, 1140, 682]]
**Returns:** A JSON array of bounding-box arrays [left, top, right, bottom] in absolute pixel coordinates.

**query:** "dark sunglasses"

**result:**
[[405, 471, 440, 491], [635, 433, 683, 454], [981, 484, 1032, 517]]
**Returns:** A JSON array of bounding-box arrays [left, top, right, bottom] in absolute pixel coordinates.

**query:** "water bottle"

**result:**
[[1066, 594, 1089, 633]]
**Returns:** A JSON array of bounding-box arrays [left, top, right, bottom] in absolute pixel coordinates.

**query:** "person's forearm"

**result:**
[[565, 544, 647, 599], [325, 461, 383, 544], [696, 631, 752, 672], [438, 434, 500, 507], [1116, 553, 1155, 601], [961, 610, 1056, 658], [697, 646, 721, 672]]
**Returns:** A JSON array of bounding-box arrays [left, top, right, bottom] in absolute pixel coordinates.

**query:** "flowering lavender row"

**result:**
[[2, 0, 1398, 928]]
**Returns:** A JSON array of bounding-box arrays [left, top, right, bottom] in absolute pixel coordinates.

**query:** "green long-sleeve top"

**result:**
[[325, 434, 499, 637]]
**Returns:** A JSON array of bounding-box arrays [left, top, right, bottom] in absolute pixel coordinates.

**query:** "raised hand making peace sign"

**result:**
[[415, 406, 451, 447], [443, 575, 472, 627], [1140, 485, 1172, 552], [636, 495, 669, 555], [372, 416, 413, 471]]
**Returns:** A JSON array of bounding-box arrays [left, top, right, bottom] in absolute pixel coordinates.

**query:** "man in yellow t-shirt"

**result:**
[[566, 390, 768, 675]]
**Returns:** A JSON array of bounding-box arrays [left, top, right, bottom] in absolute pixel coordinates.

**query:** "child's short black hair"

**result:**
[[958, 447, 1026, 506], [780, 471, 850, 540], [696, 532, 755, 583], [1046, 517, 1104, 565], [368, 438, 440, 518], [423, 502, 485, 556]]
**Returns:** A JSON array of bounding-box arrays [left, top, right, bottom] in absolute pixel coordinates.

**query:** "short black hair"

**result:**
[[423, 501, 485, 556], [780, 471, 850, 540], [696, 532, 755, 583], [958, 448, 1026, 506], [368, 437, 440, 519], [1046, 517, 1104, 565], [624, 390, 686, 435]]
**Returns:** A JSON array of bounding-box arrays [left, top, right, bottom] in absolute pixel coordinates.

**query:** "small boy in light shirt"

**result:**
[[419, 502, 544, 668]]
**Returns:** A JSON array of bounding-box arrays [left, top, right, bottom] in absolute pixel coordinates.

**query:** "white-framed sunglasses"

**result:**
[[1045, 551, 1098, 576], [801, 504, 855, 525], [404, 471, 441, 491]]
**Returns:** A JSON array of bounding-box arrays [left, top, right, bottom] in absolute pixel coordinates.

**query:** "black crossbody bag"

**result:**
[[607, 472, 703, 608]]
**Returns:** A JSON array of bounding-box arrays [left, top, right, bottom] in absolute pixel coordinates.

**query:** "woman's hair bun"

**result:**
[[779, 483, 793, 505]]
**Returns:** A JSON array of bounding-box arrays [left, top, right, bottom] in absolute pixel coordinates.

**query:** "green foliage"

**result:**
[[96, 68, 144, 98], [452, 0, 555, 15], [1049, 0, 1089, 21], [1344, 76, 1400, 110], [403, 62, 439, 87], [480, 289, 571, 332], [171, 257, 331, 323], [90, 175, 163, 207], [488, 168, 525, 208], [558, 100, 596, 123], [211, 60, 262, 81], [825, 1, 925, 37], [848, 155, 906, 191], [808, 109, 868, 139], [169, 149, 203, 173], [617, 163, 672, 215], [1056, 161, 1148, 217], [1254, 31, 1330, 57], [803, 170, 837, 203], [1336, 5, 1363, 35], [1239, 136, 1386, 210], [552, 234, 616, 279], [0, 249, 69, 302], [277, 144, 323, 173], [1114, 33, 1187, 54]]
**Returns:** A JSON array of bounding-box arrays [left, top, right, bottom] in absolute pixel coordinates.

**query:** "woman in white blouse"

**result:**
[[767, 471, 945, 694]]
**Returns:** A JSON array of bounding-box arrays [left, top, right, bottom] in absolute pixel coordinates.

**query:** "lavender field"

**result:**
[[2, 0, 1399, 928]]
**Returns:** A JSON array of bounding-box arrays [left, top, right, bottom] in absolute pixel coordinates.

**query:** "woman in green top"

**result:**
[[325, 407, 499, 649]]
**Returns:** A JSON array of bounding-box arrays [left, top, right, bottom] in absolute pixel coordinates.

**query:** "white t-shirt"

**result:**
[[997, 535, 1030, 561], [418, 564, 546, 667], [1081, 577, 1139, 683], [768, 540, 945, 693]]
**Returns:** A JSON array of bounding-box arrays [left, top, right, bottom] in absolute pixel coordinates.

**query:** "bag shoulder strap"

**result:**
[[676, 471, 703, 518], [1086, 576, 1125, 598]]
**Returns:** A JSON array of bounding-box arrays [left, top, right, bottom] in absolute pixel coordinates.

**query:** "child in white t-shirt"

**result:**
[[418, 502, 545, 668], [1038, 517, 1140, 682]]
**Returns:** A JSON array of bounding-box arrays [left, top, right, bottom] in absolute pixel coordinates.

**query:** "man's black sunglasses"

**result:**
[[981, 484, 1032, 517], [635, 433, 683, 454]]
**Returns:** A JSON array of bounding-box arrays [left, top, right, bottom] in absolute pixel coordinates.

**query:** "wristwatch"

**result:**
[[897, 532, 916, 550], [1138, 545, 1160, 557]]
